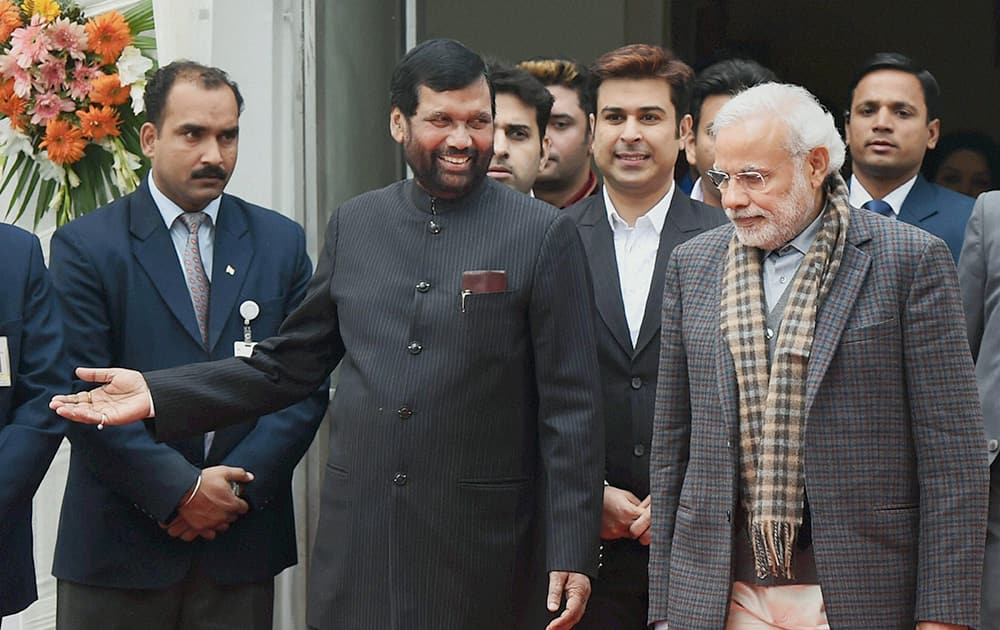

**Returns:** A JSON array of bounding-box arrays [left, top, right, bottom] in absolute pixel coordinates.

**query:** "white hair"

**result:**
[[710, 82, 845, 175]]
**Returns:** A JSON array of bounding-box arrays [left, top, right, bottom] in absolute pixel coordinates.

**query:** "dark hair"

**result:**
[[923, 130, 1000, 188], [487, 62, 554, 148], [144, 60, 244, 129], [518, 57, 595, 117], [847, 52, 940, 121], [591, 44, 694, 125], [689, 58, 778, 137], [390, 38, 493, 117]]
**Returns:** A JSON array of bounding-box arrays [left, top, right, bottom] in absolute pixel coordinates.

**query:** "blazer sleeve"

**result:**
[[958, 193, 989, 360], [0, 234, 66, 524], [905, 236, 989, 626], [50, 227, 198, 522], [146, 206, 346, 442], [218, 227, 329, 509], [647, 253, 693, 624], [529, 213, 604, 576]]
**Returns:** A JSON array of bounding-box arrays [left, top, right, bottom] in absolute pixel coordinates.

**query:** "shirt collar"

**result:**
[[848, 173, 917, 216], [767, 202, 826, 258], [148, 172, 222, 229], [689, 176, 704, 202], [604, 181, 675, 234]]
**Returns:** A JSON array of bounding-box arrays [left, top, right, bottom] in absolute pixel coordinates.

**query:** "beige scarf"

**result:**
[[720, 174, 851, 578]]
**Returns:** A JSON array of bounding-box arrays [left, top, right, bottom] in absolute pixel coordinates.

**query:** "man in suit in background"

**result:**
[[486, 62, 552, 195], [49, 61, 328, 630], [565, 43, 725, 630], [519, 57, 599, 208], [0, 225, 67, 620], [845, 52, 973, 261], [50, 39, 603, 630], [649, 82, 987, 629], [958, 190, 1000, 630], [683, 58, 778, 208]]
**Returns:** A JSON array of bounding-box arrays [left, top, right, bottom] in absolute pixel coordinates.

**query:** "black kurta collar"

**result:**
[[406, 175, 491, 214]]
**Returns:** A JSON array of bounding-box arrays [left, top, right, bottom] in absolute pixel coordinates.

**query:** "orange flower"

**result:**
[[0, 77, 26, 126], [40, 118, 86, 164], [0, 0, 21, 41], [89, 73, 129, 106], [84, 11, 131, 62], [77, 104, 121, 141]]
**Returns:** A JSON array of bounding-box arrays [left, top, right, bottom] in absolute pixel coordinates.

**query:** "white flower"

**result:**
[[0, 119, 33, 159], [116, 46, 154, 86], [36, 152, 66, 182], [129, 80, 146, 115]]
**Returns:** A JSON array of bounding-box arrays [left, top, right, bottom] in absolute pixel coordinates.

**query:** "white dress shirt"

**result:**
[[848, 173, 917, 216], [604, 183, 674, 347]]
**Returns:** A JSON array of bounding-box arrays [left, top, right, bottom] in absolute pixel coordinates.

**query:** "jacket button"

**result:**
[[416, 281, 431, 293], [407, 341, 422, 355], [630, 376, 642, 389], [393, 472, 408, 486], [633, 443, 645, 457], [428, 220, 442, 234], [990, 439, 999, 453], [397, 406, 413, 420]]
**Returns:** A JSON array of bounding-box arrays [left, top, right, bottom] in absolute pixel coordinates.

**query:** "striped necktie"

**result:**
[[178, 212, 210, 346]]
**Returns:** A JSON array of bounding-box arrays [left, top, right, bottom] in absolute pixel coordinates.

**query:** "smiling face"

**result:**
[[845, 69, 939, 188], [390, 78, 494, 199], [488, 92, 549, 194], [593, 77, 683, 208], [141, 80, 239, 213]]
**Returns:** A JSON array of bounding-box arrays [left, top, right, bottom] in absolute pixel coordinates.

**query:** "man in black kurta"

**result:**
[[52, 38, 604, 630]]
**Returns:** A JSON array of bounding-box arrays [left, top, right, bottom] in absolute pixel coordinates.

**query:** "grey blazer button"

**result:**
[[393, 472, 408, 486], [428, 220, 442, 234], [630, 376, 642, 389], [989, 439, 999, 452], [407, 341, 423, 355], [416, 281, 431, 293], [633, 443, 645, 457]]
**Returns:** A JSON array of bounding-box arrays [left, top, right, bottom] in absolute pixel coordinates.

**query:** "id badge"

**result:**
[[234, 341, 257, 358], [0, 337, 9, 387]]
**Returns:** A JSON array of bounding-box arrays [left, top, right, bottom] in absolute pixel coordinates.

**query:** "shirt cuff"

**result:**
[[147, 391, 155, 417]]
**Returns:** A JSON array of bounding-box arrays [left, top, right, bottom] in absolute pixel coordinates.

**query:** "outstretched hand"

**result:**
[[49, 367, 152, 427]]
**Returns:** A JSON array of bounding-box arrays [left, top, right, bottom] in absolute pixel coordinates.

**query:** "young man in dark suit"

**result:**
[[49, 61, 328, 630], [565, 44, 726, 630]]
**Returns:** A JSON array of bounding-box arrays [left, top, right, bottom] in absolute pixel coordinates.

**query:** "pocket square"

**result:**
[[461, 270, 507, 294]]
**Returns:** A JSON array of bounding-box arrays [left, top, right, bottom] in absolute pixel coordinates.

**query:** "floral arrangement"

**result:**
[[0, 0, 155, 226]]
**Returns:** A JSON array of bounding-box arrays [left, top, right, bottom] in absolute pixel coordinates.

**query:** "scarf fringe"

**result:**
[[751, 520, 797, 579]]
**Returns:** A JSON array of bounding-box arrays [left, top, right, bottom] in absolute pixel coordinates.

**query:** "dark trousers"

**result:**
[[984, 458, 1000, 630], [56, 564, 274, 630], [575, 585, 649, 630]]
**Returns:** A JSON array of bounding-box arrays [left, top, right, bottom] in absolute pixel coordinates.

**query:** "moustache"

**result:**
[[191, 166, 228, 180]]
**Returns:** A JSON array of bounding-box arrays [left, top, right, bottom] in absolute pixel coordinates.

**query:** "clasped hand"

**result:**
[[162, 465, 254, 542]]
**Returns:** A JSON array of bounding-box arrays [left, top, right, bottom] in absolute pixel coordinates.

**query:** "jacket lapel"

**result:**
[[129, 184, 206, 348], [207, 196, 252, 353], [634, 194, 705, 356], [578, 197, 633, 356], [803, 210, 873, 411], [897, 174, 937, 225]]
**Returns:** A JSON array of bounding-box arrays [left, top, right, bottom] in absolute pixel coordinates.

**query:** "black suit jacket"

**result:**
[[564, 191, 725, 593], [143, 177, 604, 630]]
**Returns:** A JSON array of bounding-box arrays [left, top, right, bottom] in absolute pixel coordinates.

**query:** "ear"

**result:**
[[588, 112, 596, 155], [389, 108, 407, 144], [139, 121, 157, 158], [679, 113, 696, 166], [805, 146, 830, 189], [926, 118, 941, 150], [538, 135, 552, 173]]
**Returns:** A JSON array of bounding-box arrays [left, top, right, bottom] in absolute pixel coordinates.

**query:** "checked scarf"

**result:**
[[720, 174, 851, 579]]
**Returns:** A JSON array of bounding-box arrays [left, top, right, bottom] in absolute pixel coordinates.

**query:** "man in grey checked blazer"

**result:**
[[648, 82, 987, 629]]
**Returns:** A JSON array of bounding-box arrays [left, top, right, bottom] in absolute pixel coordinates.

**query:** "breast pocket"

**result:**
[[839, 317, 898, 344], [460, 291, 525, 361]]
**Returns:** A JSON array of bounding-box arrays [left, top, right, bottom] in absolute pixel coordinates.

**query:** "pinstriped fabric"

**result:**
[[648, 207, 988, 629], [146, 176, 604, 630]]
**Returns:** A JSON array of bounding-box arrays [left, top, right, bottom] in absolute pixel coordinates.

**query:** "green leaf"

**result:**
[[14, 169, 42, 226], [33, 179, 56, 228]]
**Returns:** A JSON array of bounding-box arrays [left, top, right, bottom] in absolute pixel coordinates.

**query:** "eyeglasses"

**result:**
[[704, 168, 772, 192]]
